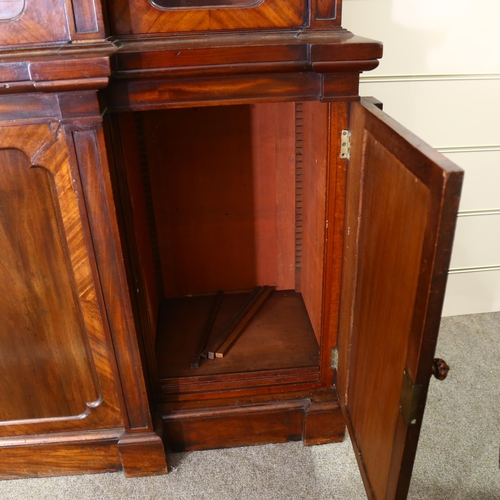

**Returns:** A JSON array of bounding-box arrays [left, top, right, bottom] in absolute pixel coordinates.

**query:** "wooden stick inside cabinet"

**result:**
[[108, 100, 349, 452]]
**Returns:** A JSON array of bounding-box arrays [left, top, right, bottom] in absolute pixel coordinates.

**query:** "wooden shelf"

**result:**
[[155, 290, 320, 382]]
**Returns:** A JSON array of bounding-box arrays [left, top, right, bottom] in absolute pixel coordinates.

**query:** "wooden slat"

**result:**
[[320, 101, 348, 386], [158, 367, 321, 401], [277, 102, 297, 288], [295, 102, 304, 290], [212, 286, 274, 358], [0, 440, 121, 479], [300, 100, 329, 343], [191, 291, 224, 368], [204, 287, 261, 359]]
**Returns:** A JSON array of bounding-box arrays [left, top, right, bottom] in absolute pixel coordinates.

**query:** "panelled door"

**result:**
[[338, 98, 463, 499], [0, 121, 122, 437]]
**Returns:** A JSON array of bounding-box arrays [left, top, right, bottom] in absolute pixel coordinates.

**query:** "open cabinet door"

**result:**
[[337, 98, 463, 499]]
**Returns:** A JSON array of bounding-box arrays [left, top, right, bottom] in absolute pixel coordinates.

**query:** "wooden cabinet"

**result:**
[[0, 0, 463, 497], [0, 89, 167, 477]]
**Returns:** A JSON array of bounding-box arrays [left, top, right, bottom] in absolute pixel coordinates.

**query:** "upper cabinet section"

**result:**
[[0, 0, 343, 48], [0, 0, 105, 47], [107, 0, 342, 36]]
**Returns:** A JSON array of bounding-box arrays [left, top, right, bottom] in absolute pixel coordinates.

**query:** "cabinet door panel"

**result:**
[[108, 0, 305, 35], [338, 99, 463, 499], [0, 148, 99, 421], [0, 123, 121, 433]]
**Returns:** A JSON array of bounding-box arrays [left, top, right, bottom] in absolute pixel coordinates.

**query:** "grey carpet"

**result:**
[[0, 312, 498, 499], [408, 312, 500, 500]]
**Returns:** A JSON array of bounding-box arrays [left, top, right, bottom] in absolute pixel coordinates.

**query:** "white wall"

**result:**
[[342, 0, 500, 316]]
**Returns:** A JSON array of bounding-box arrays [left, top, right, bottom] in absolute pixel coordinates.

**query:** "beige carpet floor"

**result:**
[[0, 312, 498, 499]]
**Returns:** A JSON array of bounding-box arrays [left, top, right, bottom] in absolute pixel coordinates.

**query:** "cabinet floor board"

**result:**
[[156, 290, 320, 380]]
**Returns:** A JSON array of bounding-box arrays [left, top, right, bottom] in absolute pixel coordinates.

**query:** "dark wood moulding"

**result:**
[[105, 33, 382, 111], [0, 33, 381, 110]]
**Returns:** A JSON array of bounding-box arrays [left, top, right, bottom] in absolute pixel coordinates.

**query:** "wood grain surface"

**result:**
[[141, 104, 296, 296], [161, 388, 344, 451], [338, 99, 463, 500], [0, 147, 99, 421], [0, 0, 68, 46], [105, 33, 382, 112], [0, 439, 121, 479], [156, 290, 319, 379], [0, 0, 460, 484], [300, 100, 328, 343], [109, 0, 305, 36]]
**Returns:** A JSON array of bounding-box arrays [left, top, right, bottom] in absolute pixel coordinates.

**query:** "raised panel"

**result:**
[[69, 0, 105, 39], [348, 131, 430, 499], [339, 99, 462, 499], [309, 0, 342, 28], [0, 122, 123, 435], [0, 148, 99, 421]]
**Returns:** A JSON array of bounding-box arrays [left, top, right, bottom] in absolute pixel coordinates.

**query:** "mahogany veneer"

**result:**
[[0, 0, 463, 497]]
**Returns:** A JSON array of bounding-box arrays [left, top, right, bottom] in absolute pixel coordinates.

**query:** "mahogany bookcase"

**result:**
[[0, 0, 462, 497]]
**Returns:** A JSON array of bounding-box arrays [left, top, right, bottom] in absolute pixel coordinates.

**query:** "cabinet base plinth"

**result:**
[[160, 388, 344, 452], [118, 432, 169, 477], [0, 432, 122, 480], [0, 430, 168, 480]]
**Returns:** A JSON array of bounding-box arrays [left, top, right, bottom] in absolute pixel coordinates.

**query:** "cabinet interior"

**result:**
[[111, 100, 333, 400]]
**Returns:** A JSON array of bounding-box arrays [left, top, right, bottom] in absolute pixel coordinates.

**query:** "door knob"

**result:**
[[431, 358, 450, 381]]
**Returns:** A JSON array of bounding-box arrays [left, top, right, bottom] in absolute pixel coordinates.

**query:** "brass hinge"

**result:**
[[340, 130, 351, 160], [330, 348, 338, 370], [399, 369, 422, 426]]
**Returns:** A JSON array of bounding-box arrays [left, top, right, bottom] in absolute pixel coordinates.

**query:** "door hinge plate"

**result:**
[[340, 130, 351, 160], [399, 369, 422, 426]]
